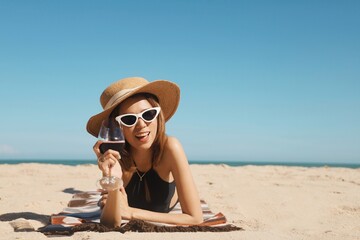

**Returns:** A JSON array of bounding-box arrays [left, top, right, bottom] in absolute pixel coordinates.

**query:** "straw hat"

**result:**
[[86, 77, 180, 137]]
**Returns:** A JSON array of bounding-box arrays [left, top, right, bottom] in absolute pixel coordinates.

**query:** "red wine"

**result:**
[[99, 141, 125, 154]]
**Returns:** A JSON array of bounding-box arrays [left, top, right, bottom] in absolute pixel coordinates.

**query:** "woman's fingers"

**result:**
[[93, 140, 103, 158], [100, 189, 108, 195], [98, 194, 108, 209], [106, 149, 121, 160], [94, 140, 123, 178], [97, 151, 121, 177], [99, 159, 116, 177], [94, 141, 121, 159]]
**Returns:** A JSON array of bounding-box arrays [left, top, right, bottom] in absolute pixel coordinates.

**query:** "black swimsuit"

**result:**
[[125, 168, 177, 213]]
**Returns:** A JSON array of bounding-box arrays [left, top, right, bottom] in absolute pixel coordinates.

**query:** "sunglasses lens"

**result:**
[[121, 115, 137, 126], [142, 109, 158, 121]]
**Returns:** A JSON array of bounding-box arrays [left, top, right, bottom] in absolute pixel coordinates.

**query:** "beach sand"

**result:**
[[0, 163, 359, 240]]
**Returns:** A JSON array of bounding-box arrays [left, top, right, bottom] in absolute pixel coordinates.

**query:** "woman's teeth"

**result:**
[[136, 132, 150, 139]]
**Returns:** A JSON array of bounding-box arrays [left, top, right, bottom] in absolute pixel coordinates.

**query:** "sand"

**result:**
[[0, 163, 359, 240]]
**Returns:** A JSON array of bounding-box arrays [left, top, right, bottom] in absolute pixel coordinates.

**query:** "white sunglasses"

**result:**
[[115, 107, 161, 127]]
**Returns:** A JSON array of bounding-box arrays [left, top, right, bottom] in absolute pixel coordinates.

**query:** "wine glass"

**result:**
[[98, 118, 125, 154], [97, 118, 124, 191]]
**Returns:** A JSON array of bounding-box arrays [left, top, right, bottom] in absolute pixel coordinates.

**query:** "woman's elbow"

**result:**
[[100, 214, 122, 228], [189, 213, 203, 225], [100, 218, 122, 228]]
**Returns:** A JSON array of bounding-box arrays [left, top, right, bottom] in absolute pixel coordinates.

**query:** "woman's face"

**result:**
[[118, 95, 158, 151]]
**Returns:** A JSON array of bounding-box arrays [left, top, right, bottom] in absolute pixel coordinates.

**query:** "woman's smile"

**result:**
[[135, 131, 151, 142]]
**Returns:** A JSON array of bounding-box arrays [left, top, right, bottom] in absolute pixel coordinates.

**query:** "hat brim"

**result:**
[[86, 80, 180, 137]]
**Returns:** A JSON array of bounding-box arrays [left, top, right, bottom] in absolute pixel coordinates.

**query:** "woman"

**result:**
[[86, 77, 203, 227]]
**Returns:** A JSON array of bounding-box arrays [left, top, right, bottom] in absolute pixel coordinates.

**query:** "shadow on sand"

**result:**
[[0, 188, 85, 226], [62, 187, 83, 194], [0, 212, 50, 225]]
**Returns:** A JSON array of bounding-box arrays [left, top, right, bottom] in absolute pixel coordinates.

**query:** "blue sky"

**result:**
[[0, 1, 359, 163]]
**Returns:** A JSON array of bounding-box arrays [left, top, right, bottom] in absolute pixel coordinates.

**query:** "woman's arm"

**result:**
[[93, 140, 124, 227]]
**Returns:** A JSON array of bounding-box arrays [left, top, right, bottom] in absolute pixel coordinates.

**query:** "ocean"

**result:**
[[0, 159, 359, 168]]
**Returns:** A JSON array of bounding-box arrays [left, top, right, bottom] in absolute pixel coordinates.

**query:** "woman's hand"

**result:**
[[118, 187, 133, 220], [98, 190, 108, 209], [93, 140, 122, 179]]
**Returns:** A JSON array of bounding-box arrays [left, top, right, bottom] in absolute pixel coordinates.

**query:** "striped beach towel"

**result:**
[[39, 191, 242, 235]]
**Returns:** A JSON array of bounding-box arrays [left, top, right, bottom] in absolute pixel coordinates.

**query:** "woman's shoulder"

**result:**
[[161, 136, 187, 166], [164, 136, 183, 153], [156, 136, 187, 178]]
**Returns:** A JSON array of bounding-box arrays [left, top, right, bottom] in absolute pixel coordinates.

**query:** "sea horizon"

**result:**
[[0, 159, 359, 168]]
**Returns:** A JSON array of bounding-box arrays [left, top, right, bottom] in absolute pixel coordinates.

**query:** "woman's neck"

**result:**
[[131, 148, 152, 172]]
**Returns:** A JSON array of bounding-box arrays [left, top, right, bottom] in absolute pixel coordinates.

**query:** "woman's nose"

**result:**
[[135, 117, 147, 128]]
